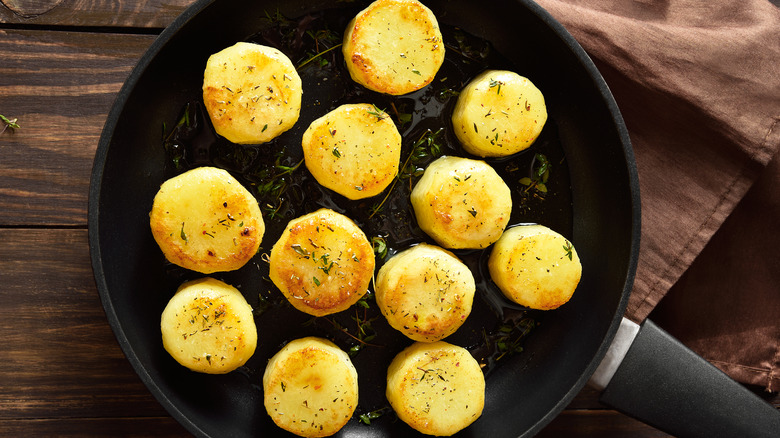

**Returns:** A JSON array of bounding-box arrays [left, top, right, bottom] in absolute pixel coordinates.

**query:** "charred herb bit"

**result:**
[[519, 152, 551, 195], [0, 114, 19, 134]]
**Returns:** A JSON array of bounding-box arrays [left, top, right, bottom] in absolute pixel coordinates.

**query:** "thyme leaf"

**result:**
[[563, 241, 573, 261], [369, 128, 445, 218], [0, 114, 19, 134]]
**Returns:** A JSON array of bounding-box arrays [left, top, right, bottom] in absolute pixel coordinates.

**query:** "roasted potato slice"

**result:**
[[263, 337, 358, 437], [302, 103, 402, 200], [160, 277, 257, 374], [411, 156, 512, 249], [343, 0, 445, 95], [269, 208, 375, 316], [149, 166, 264, 274], [376, 243, 475, 342], [386, 341, 485, 436], [452, 70, 547, 157], [203, 42, 302, 144], [488, 224, 581, 310]]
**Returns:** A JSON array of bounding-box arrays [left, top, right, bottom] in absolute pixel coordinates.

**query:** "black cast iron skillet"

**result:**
[[88, 0, 780, 437]]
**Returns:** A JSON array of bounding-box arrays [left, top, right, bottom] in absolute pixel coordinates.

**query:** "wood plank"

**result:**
[[0, 417, 188, 437], [0, 29, 155, 226], [0, 228, 169, 419], [0, 0, 194, 28]]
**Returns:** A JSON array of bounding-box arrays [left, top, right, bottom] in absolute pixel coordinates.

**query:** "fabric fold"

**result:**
[[535, 0, 780, 388]]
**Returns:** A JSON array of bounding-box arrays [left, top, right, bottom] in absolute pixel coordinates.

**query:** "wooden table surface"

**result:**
[[1, 0, 777, 436]]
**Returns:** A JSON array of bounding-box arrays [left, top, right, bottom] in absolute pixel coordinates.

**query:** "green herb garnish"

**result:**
[[563, 241, 573, 260], [0, 114, 19, 134], [371, 236, 388, 259], [519, 153, 550, 194], [367, 104, 389, 121], [369, 128, 445, 218]]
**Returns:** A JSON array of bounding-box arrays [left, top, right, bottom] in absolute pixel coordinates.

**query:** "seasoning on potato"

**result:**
[[160, 277, 257, 374], [411, 156, 512, 249], [375, 243, 475, 342], [301, 103, 402, 200], [343, 0, 445, 95], [149, 166, 264, 274], [202, 42, 303, 144], [263, 337, 358, 438], [268, 208, 375, 317], [488, 224, 581, 310], [452, 70, 547, 157], [386, 341, 485, 436]]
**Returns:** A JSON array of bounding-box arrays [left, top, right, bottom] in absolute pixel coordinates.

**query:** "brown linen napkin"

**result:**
[[534, 0, 780, 389], [651, 152, 780, 392]]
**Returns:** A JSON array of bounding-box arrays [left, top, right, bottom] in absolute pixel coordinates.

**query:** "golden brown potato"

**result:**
[[263, 337, 359, 437], [411, 156, 512, 249], [269, 208, 375, 316], [149, 166, 264, 274], [203, 42, 302, 144], [488, 224, 581, 310], [160, 277, 257, 374], [375, 243, 475, 342], [386, 341, 485, 436], [452, 70, 547, 157], [343, 0, 445, 95], [301, 103, 402, 200]]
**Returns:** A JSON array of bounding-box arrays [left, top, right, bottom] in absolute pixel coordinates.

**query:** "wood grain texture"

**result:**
[[0, 229, 170, 419], [0, 29, 155, 226], [0, 0, 195, 28]]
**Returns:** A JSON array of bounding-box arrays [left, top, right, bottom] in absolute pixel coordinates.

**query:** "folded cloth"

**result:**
[[651, 152, 780, 392], [535, 0, 780, 389]]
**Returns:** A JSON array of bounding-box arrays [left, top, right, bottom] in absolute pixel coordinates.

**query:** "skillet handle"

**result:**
[[597, 318, 780, 438]]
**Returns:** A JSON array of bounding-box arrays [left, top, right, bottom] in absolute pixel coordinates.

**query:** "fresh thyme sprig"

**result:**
[[563, 241, 573, 261], [370, 236, 388, 259], [297, 43, 342, 70], [359, 407, 392, 425], [0, 114, 19, 134], [368, 128, 445, 218], [490, 317, 536, 361], [366, 104, 389, 121], [519, 152, 550, 194]]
